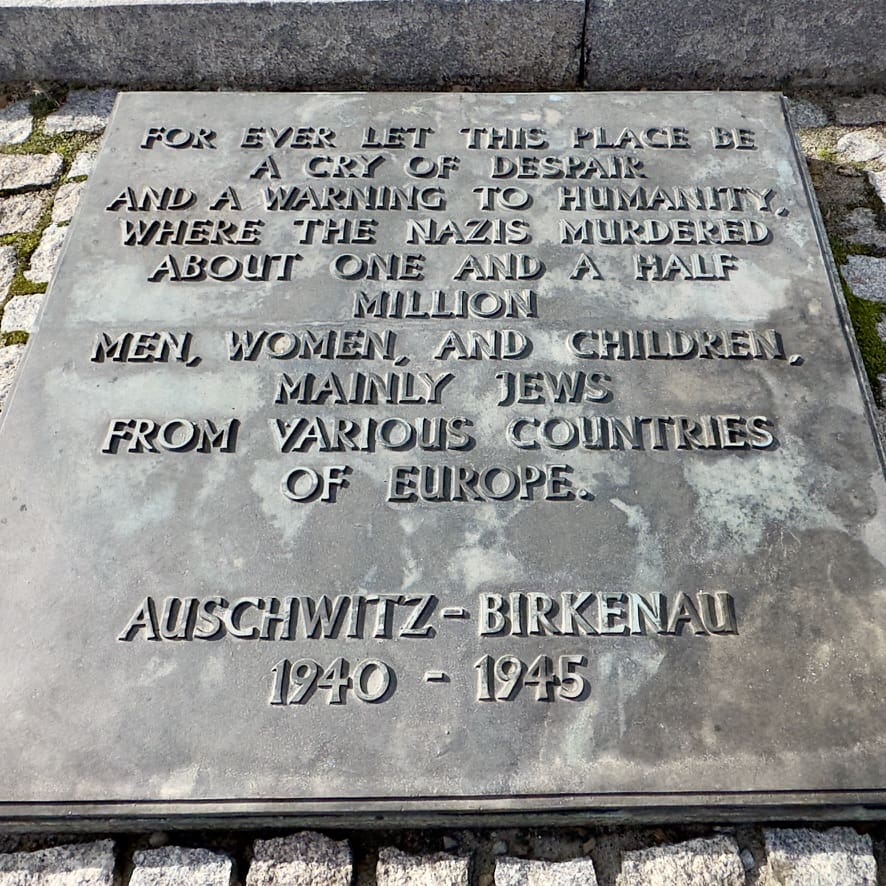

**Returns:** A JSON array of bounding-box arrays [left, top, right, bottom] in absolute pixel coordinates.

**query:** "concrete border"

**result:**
[[584, 0, 886, 90], [0, 0, 584, 90], [2, 0, 886, 90]]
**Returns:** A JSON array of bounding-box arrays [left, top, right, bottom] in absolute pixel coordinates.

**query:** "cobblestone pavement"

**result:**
[[0, 825, 882, 885], [1, 88, 886, 884]]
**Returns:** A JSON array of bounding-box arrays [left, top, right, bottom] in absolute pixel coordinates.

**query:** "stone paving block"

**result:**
[[841, 207, 886, 251], [25, 223, 66, 284], [51, 181, 85, 225], [67, 143, 100, 179], [0, 343, 24, 408], [785, 97, 830, 129], [44, 89, 117, 135], [835, 129, 886, 164], [760, 827, 875, 885], [842, 254, 886, 302], [247, 831, 351, 886], [495, 855, 598, 886], [615, 835, 744, 886], [0, 100, 33, 145], [834, 94, 886, 126], [0, 246, 15, 299], [1, 294, 42, 334], [869, 169, 886, 206], [0, 839, 113, 885], [0, 191, 48, 236], [0, 153, 63, 194], [377, 848, 470, 886], [130, 845, 233, 886]]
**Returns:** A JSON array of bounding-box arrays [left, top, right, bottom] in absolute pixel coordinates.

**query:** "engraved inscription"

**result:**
[[4, 91, 884, 819], [269, 658, 395, 706], [79, 95, 814, 718]]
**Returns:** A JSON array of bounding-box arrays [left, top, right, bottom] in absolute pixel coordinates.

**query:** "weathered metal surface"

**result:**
[[0, 92, 885, 826]]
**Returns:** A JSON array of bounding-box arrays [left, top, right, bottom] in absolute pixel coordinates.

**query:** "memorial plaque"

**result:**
[[1, 91, 886, 827]]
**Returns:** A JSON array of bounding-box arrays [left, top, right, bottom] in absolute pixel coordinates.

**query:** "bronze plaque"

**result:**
[[0, 92, 884, 826]]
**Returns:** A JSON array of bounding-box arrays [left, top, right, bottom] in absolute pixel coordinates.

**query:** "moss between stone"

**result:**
[[807, 158, 882, 219], [0, 91, 80, 333], [829, 238, 886, 405], [844, 287, 886, 406], [0, 199, 53, 300], [0, 123, 93, 162], [830, 237, 872, 265], [830, 252, 886, 412], [26, 84, 67, 119], [1, 330, 28, 347]]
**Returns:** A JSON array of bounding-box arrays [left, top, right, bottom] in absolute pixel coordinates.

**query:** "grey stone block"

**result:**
[[834, 94, 886, 125], [67, 143, 100, 180], [495, 856, 598, 886], [842, 254, 886, 302], [615, 836, 744, 886], [0, 245, 16, 299], [585, 1, 886, 89], [841, 207, 886, 251], [130, 846, 233, 886], [0, 343, 24, 409], [785, 97, 830, 129], [0, 0, 583, 90], [247, 832, 351, 886], [44, 89, 117, 135], [760, 827, 876, 885], [377, 848, 470, 886], [24, 222, 66, 284], [51, 181, 85, 225], [0, 153, 63, 194], [0, 192, 48, 236], [869, 170, 886, 207], [0, 100, 32, 145], [1, 294, 42, 334], [0, 839, 114, 885], [835, 129, 886, 164]]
